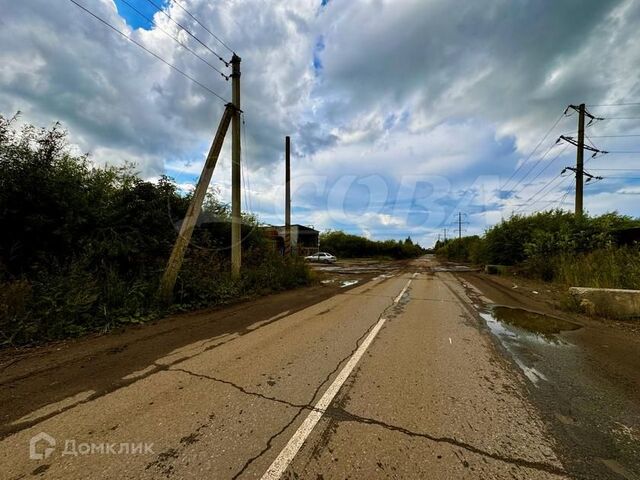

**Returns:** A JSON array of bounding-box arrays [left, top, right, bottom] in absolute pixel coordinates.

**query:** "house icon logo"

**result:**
[[29, 432, 56, 460]]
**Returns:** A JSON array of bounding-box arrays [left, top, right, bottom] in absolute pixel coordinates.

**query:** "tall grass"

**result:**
[[555, 247, 640, 289]]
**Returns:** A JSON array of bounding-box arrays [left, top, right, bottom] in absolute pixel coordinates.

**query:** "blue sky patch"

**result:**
[[114, 0, 166, 30]]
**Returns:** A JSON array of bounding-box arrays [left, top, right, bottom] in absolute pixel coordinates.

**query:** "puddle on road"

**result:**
[[492, 306, 581, 338], [480, 306, 582, 385]]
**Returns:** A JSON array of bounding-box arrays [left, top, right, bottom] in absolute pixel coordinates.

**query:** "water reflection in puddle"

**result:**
[[484, 306, 580, 345], [480, 306, 582, 385]]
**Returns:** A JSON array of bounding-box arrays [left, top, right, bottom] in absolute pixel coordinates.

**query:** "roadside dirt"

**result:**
[[457, 271, 640, 398], [454, 269, 640, 479], [0, 258, 404, 438]]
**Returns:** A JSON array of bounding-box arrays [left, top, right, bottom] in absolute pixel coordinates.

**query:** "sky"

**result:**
[[2, 0, 640, 247]]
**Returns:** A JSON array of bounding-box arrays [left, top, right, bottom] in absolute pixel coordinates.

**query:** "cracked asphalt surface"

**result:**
[[0, 256, 600, 479]]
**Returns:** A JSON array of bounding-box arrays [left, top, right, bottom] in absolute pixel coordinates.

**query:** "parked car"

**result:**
[[305, 252, 337, 263]]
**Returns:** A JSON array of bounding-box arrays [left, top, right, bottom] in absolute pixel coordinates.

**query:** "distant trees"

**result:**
[[435, 210, 640, 287], [319, 230, 425, 259]]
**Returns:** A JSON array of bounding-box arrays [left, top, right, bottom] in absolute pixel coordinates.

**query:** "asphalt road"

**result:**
[[1, 256, 634, 479]]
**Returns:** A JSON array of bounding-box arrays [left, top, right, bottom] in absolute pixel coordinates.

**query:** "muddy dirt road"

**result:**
[[1, 256, 638, 479]]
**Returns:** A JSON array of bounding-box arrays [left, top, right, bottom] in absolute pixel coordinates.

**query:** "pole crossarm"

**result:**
[[559, 135, 607, 154], [561, 166, 603, 183], [566, 104, 604, 125]]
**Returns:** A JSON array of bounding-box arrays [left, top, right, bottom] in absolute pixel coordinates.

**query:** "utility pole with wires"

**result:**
[[69, 0, 242, 300], [575, 103, 585, 216], [559, 104, 605, 216], [457, 212, 469, 239], [231, 54, 242, 277]]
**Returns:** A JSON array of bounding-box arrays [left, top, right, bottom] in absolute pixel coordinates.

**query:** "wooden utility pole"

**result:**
[[575, 103, 585, 216], [231, 54, 242, 277], [284, 136, 291, 256], [158, 104, 235, 304]]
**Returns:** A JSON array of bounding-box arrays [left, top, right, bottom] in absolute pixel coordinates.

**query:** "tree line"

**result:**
[[435, 210, 640, 288]]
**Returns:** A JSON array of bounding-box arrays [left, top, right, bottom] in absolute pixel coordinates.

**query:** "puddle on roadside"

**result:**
[[479, 306, 582, 385], [340, 280, 359, 288], [492, 306, 581, 338]]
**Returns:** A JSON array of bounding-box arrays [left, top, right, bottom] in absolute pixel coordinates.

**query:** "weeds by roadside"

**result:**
[[0, 113, 312, 347]]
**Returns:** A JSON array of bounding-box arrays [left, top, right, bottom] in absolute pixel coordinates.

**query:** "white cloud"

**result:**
[[2, 0, 640, 247]]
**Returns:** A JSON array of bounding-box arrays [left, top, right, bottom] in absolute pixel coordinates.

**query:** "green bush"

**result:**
[[434, 210, 640, 288], [0, 113, 311, 346]]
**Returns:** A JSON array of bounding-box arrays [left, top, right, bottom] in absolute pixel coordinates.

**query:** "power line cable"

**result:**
[[170, 0, 235, 54], [67, 0, 230, 103], [603, 150, 640, 154], [514, 172, 565, 214], [516, 144, 569, 193], [240, 113, 253, 216], [555, 182, 575, 210], [142, 0, 230, 66], [597, 116, 640, 120], [118, 0, 229, 79], [501, 111, 566, 191], [590, 168, 640, 171], [588, 134, 640, 138], [503, 139, 561, 200], [587, 102, 640, 107]]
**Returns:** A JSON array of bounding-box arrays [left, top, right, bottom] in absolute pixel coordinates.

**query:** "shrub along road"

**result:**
[[1, 256, 638, 479]]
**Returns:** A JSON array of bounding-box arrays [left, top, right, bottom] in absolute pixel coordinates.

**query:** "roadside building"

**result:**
[[260, 224, 319, 256]]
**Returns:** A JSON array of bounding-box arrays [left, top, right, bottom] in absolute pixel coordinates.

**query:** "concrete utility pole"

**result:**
[[458, 212, 462, 240], [231, 54, 242, 277], [284, 136, 291, 256], [575, 103, 585, 216], [158, 104, 235, 304]]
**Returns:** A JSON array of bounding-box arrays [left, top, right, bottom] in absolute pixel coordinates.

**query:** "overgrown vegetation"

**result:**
[[0, 113, 311, 346], [435, 210, 640, 288], [320, 230, 425, 259]]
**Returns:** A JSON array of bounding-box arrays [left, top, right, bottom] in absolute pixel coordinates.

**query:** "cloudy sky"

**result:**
[[2, 0, 640, 246]]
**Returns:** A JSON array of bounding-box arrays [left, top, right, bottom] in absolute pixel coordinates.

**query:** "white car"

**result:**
[[305, 252, 337, 264]]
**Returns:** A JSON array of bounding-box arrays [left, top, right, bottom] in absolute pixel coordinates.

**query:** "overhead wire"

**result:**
[[503, 139, 562, 201], [516, 144, 569, 195], [118, 0, 229, 79], [240, 113, 254, 217], [588, 134, 640, 138], [67, 0, 230, 103], [170, 0, 235, 54], [596, 116, 640, 120], [501, 111, 567, 191], [141, 0, 230, 66], [587, 102, 640, 107]]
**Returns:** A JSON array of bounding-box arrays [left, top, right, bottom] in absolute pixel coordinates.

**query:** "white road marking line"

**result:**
[[260, 315, 387, 480], [394, 275, 415, 303], [261, 276, 416, 480], [449, 337, 452, 344]]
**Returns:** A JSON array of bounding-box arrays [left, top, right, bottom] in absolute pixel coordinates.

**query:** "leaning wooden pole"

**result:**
[[158, 104, 235, 304]]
